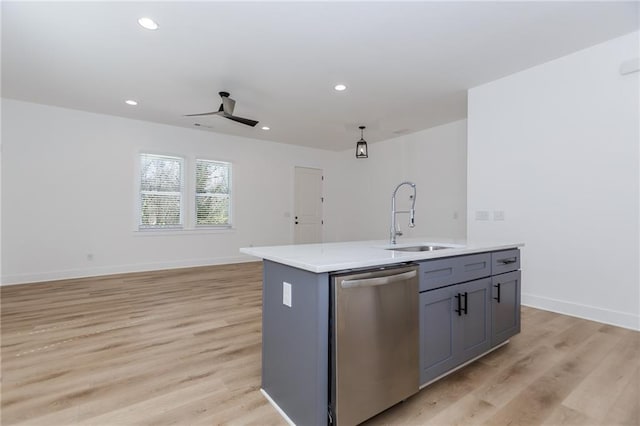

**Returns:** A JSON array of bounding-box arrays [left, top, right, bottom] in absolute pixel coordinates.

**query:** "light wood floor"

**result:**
[[1, 263, 638, 425]]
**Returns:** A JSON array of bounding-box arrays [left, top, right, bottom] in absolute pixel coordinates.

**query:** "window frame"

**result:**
[[137, 152, 185, 231], [194, 158, 233, 229]]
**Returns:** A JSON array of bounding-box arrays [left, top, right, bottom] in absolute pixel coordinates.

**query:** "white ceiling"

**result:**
[[2, 1, 638, 151]]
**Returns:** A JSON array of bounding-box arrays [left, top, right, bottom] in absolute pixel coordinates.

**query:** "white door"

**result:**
[[294, 167, 323, 244]]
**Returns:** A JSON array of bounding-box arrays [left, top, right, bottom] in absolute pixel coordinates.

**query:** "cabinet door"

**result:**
[[419, 287, 457, 385], [457, 278, 492, 364], [491, 271, 521, 345]]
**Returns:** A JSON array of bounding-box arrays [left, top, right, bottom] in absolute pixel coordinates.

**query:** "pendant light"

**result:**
[[356, 126, 368, 159]]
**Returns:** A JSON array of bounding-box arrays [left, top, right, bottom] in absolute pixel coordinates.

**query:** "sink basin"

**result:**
[[386, 245, 451, 252]]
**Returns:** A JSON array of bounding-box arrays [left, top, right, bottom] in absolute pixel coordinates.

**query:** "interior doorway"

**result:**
[[294, 167, 323, 244]]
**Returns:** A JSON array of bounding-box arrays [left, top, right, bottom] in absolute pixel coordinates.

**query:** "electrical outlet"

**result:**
[[283, 282, 292, 307]]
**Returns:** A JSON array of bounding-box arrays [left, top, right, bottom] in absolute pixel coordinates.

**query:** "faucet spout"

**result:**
[[390, 181, 417, 244]]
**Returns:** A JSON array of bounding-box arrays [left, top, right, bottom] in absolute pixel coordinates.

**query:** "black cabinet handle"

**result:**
[[454, 293, 462, 316], [462, 292, 468, 315], [295, 221, 299, 224], [494, 283, 501, 303], [498, 258, 517, 264]]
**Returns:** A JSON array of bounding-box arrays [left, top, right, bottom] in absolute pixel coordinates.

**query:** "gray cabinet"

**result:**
[[257, 245, 521, 426], [419, 286, 456, 384], [458, 278, 492, 362], [419, 249, 521, 386], [491, 249, 521, 275], [261, 261, 330, 426], [419, 253, 491, 291], [419, 277, 491, 384], [491, 270, 521, 345]]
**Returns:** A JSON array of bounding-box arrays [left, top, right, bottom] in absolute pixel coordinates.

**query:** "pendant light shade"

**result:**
[[356, 126, 368, 159]]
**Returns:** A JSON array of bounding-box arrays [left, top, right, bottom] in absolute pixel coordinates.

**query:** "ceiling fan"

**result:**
[[185, 91, 259, 127]]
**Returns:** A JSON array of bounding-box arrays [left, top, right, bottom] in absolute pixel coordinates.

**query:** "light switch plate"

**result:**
[[493, 211, 505, 221], [283, 282, 292, 307], [475, 210, 490, 221]]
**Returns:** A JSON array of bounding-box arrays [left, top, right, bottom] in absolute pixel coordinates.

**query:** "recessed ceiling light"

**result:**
[[334, 84, 347, 91], [261, 126, 270, 130], [138, 17, 159, 30], [125, 99, 138, 106]]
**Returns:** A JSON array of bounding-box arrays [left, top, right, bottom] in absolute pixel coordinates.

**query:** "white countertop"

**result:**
[[240, 238, 524, 273]]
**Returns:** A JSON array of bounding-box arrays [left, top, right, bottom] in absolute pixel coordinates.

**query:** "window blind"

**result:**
[[139, 154, 183, 228], [196, 159, 231, 226]]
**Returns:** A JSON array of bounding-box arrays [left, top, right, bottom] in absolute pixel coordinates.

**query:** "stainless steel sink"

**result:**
[[386, 245, 450, 252]]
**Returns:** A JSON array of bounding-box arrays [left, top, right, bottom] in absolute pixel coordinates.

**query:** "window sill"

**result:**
[[133, 227, 235, 237]]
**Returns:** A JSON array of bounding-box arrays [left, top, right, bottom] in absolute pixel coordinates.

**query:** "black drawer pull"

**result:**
[[454, 293, 462, 316], [462, 292, 468, 315], [494, 283, 501, 303], [498, 258, 517, 265]]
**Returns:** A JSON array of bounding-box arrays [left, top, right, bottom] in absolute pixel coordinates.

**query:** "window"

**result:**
[[139, 154, 183, 228], [196, 159, 231, 227], [137, 154, 232, 231]]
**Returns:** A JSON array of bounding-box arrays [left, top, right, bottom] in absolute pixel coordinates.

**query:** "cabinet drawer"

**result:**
[[419, 253, 491, 292], [491, 249, 520, 275]]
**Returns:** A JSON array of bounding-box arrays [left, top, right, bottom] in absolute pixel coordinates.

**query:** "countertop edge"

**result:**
[[240, 240, 524, 274]]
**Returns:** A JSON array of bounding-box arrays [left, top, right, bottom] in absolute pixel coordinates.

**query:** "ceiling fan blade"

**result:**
[[221, 96, 235, 115], [225, 114, 259, 127], [186, 91, 257, 126], [184, 111, 222, 117]]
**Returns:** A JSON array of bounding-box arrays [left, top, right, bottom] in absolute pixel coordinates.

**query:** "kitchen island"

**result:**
[[241, 238, 523, 426]]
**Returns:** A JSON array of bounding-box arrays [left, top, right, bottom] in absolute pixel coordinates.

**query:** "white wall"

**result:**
[[1, 99, 337, 284], [0, 98, 3, 284], [467, 32, 639, 330], [325, 120, 467, 243], [1, 100, 468, 284]]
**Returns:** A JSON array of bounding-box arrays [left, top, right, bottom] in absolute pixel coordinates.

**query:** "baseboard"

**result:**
[[260, 389, 296, 426], [522, 292, 640, 331], [0, 255, 258, 286]]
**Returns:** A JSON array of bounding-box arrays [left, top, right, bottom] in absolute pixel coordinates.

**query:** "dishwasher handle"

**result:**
[[341, 270, 417, 289]]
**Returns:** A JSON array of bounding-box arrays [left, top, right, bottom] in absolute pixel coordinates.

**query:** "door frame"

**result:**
[[293, 166, 324, 244]]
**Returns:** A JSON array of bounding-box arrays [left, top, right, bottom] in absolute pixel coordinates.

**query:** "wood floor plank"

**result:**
[[421, 393, 497, 426], [1, 263, 283, 426], [482, 330, 621, 425], [541, 404, 596, 426], [562, 331, 640, 421], [473, 344, 566, 408], [2, 264, 639, 425], [604, 366, 640, 426]]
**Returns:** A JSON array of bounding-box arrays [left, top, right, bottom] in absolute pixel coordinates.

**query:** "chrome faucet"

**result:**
[[390, 181, 417, 244]]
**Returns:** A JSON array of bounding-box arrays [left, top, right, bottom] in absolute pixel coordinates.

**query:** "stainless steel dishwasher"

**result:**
[[330, 263, 419, 426]]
